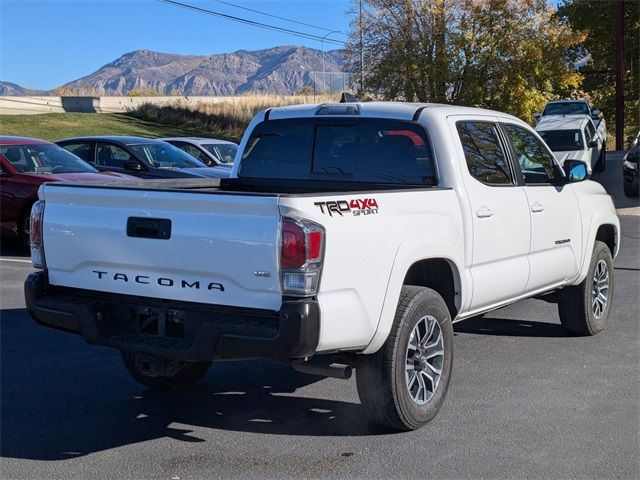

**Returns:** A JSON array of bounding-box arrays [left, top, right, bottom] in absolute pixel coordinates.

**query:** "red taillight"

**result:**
[[281, 220, 306, 268], [30, 200, 46, 269], [308, 231, 322, 260], [280, 218, 325, 296], [30, 201, 44, 245]]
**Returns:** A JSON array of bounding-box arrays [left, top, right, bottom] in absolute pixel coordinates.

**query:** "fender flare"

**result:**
[[362, 242, 464, 355], [573, 212, 620, 285]]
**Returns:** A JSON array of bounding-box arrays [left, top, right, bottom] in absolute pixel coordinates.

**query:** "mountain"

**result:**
[[61, 46, 345, 96], [0, 81, 48, 95]]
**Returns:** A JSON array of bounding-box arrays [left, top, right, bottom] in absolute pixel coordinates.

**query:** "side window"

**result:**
[[585, 122, 596, 142], [456, 122, 512, 185], [503, 124, 557, 184], [181, 143, 210, 164], [96, 143, 133, 169], [62, 142, 92, 162]]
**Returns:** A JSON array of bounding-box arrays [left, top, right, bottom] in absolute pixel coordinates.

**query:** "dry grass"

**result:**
[[132, 94, 339, 141]]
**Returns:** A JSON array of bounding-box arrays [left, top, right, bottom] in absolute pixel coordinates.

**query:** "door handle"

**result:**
[[531, 202, 545, 213], [476, 206, 495, 218]]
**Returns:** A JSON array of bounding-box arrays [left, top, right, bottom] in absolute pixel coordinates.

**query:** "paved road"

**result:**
[[1, 154, 638, 479]]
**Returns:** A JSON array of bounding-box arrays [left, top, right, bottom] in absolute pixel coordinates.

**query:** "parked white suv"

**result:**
[[25, 101, 620, 431], [536, 115, 606, 172]]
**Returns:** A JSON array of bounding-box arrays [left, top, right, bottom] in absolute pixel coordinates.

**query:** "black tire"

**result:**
[[594, 149, 606, 172], [558, 241, 613, 336], [623, 180, 639, 198], [356, 286, 454, 431], [121, 351, 211, 390]]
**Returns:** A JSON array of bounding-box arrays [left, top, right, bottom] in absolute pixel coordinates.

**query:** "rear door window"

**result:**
[[96, 143, 133, 169], [60, 142, 93, 163], [456, 122, 513, 185], [171, 141, 211, 164], [239, 118, 435, 184]]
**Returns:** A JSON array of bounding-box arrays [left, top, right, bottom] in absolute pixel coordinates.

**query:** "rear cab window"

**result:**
[[239, 118, 437, 185]]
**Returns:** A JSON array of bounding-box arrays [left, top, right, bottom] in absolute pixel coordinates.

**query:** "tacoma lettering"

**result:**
[[91, 271, 224, 292]]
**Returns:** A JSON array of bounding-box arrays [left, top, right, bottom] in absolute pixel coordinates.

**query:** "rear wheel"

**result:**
[[356, 286, 454, 431], [121, 351, 211, 390], [558, 241, 613, 335]]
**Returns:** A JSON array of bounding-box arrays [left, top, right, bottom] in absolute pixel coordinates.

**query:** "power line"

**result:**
[[208, 0, 346, 35], [156, 0, 345, 45]]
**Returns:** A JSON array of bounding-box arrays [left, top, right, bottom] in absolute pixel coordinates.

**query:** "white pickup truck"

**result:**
[[25, 102, 620, 431]]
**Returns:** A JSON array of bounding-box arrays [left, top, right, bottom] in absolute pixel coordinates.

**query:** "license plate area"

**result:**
[[138, 308, 185, 339]]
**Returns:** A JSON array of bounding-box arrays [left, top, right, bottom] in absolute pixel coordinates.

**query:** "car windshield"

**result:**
[[203, 143, 237, 164], [130, 143, 206, 169], [543, 102, 590, 116], [538, 130, 584, 151], [0, 143, 97, 174], [240, 118, 436, 184]]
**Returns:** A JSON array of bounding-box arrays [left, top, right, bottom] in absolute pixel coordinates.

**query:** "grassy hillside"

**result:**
[[0, 112, 224, 142]]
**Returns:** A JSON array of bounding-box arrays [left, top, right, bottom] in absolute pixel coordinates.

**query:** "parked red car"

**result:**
[[1, 136, 133, 245]]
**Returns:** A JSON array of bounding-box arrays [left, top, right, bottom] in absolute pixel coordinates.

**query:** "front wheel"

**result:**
[[558, 241, 614, 335], [356, 286, 454, 431], [121, 351, 211, 390]]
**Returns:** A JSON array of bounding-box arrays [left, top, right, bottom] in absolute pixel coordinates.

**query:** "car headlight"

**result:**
[[623, 160, 637, 170]]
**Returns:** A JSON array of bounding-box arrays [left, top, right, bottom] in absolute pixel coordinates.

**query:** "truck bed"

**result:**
[[49, 177, 444, 195]]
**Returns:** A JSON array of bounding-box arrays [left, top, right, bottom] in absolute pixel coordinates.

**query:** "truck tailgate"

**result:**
[[41, 185, 282, 310]]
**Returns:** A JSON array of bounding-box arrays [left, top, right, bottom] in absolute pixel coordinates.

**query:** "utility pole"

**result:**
[[615, 0, 624, 151], [359, 0, 364, 93], [321, 30, 339, 94]]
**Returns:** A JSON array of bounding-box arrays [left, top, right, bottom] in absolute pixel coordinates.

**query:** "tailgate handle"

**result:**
[[127, 217, 171, 240]]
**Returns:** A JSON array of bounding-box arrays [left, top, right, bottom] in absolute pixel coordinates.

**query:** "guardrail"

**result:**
[[0, 95, 279, 115]]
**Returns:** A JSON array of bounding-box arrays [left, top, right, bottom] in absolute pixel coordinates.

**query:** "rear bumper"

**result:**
[[25, 271, 319, 361]]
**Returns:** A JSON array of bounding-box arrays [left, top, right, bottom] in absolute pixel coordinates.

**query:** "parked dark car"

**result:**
[[623, 132, 639, 198], [160, 137, 238, 167], [0, 136, 133, 245], [56, 136, 230, 179]]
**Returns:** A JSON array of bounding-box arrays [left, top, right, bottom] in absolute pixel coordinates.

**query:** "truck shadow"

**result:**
[[454, 316, 569, 337], [0, 309, 389, 462]]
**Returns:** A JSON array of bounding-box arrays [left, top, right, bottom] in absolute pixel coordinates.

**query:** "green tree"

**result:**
[[345, 0, 585, 123], [556, 0, 639, 147]]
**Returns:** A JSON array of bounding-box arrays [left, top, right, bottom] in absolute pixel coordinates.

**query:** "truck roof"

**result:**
[[536, 115, 591, 132], [265, 101, 523, 123]]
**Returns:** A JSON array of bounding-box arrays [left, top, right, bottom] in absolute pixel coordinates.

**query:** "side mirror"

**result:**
[[588, 139, 599, 148], [123, 160, 144, 172], [534, 112, 541, 120], [0, 170, 10, 178], [591, 109, 603, 119], [563, 159, 590, 183]]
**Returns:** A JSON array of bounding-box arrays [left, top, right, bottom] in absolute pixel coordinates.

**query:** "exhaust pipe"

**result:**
[[292, 361, 353, 380]]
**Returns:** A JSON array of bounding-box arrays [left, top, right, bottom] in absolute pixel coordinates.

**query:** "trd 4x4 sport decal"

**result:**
[[314, 198, 379, 217]]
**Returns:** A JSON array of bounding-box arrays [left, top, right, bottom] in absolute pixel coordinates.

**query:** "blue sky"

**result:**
[[0, 0, 351, 90]]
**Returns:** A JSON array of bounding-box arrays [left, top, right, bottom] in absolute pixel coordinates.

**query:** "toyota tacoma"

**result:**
[[25, 101, 620, 431]]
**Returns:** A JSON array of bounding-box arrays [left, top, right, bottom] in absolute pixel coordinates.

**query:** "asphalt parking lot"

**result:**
[[1, 153, 638, 479]]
